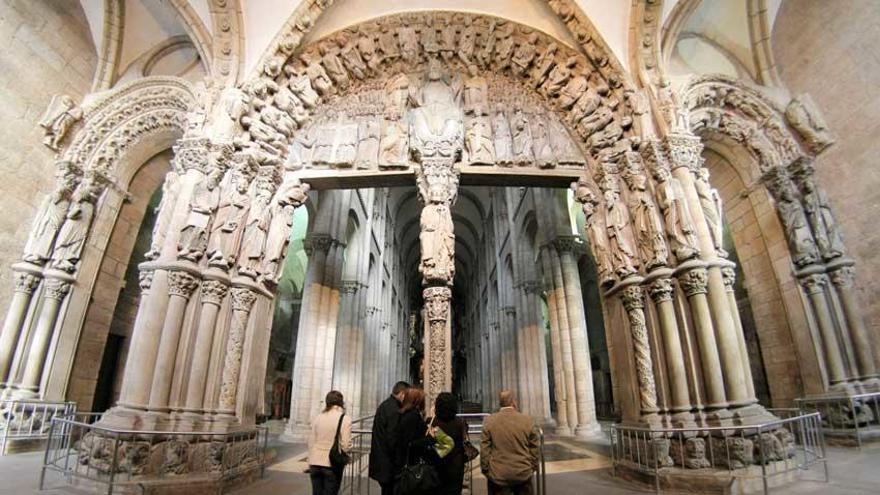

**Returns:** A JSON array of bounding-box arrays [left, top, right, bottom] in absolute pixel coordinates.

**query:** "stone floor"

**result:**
[[2, 432, 878, 494]]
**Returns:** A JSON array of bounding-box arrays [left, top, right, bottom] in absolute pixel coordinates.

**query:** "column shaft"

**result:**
[[549, 249, 578, 431], [148, 271, 198, 411], [830, 267, 878, 380], [183, 280, 227, 412], [18, 279, 69, 394], [801, 274, 848, 386], [559, 247, 597, 433], [680, 269, 727, 409], [0, 271, 40, 384], [649, 278, 692, 413]]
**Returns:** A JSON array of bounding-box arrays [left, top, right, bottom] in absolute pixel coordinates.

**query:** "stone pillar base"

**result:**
[[279, 421, 311, 443], [574, 423, 603, 438]]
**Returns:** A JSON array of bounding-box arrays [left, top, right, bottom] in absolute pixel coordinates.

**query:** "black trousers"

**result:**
[[310, 465, 343, 495], [380, 480, 396, 495], [487, 477, 534, 495]]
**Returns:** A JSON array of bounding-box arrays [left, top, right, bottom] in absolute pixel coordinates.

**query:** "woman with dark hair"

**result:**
[[308, 390, 352, 495], [431, 392, 467, 495]]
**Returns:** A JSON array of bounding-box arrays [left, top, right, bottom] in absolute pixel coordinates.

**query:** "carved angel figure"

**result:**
[[39, 95, 82, 151], [380, 118, 409, 168], [177, 168, 223, 262], [23, 162, 79, 264], [50, 178, 101, 273]]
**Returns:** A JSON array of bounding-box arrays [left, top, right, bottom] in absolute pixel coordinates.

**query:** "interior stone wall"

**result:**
[[773, 0, 880, 338], [66, 151, 170, 411], [0, 1, 97, 314]]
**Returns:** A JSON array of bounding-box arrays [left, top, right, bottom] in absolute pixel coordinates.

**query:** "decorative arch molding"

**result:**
[[91, 0, 124, 91], [168, 0, 215, 76], [0, 76, 195, 403]]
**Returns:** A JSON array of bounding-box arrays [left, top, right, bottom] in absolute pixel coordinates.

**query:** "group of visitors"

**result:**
[[307, 382, 539, 495]]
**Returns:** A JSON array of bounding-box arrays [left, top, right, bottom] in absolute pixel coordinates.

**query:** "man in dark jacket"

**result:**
[[480, 390, 539, 495], [370, 381, 410, 495]]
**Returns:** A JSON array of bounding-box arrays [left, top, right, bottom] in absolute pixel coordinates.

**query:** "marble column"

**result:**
[[829, 266, 879, 384], [182, 279, 228, 413], [0, 268, 41, 386], [547, 247, 578, 432], [680, 267, 728, 410], [16, 276, 71, 397], [540, 251, 570, 433], [148, 271, 199, 412], [217, 287, 258, 416], [721, 268, 756, 400], [648, 278, 693, 415], [800, 274, 848, 389], [115, 269, 157, 411]]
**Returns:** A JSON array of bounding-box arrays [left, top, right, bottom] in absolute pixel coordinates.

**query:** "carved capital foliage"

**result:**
[[680, 268, 708, 297], [423, 286, 451, 323], [721, 267, 737, 292], [620, 285, 644, 312], [138, 269, 155, 292], [664, 132, 703, 172], [552, 235, 585, 254], [303, 234, 333, 254], [42, 278, 71, 301], [201, 280, 229, 305], [13, 272, 41, 294], [231, 287, 258, 312], [829, 266, 855, 288], [168, 271, 199, 299], [800, 273, 827, 295], [648, 278, 675, 303]]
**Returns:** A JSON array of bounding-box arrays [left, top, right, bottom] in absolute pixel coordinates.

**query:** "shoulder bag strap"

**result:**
[[334, 412, 345, 447]]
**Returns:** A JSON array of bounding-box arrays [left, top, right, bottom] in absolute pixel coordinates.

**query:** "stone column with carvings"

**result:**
[[0, 268, 41, 387], [16, 275, 71, 397], [217, 287, 258, 417], [148, 271, 199, 412], [183, 279, 229, 414], [620, 286, 659, 418]]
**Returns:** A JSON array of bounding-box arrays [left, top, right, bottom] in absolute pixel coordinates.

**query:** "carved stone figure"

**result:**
[[303, 53, 334, 97], [439, 17, 457, 61], [548, 116, 585, 166], [378, 24, 400, 60], [542, 56, 576, 97], [145, 170, 181, 260], [260, 105, 296, 138], [356, 117, 381, 169], [464, 115, 495, 165], [409, 58, 462, 154], [237, 184, 274, 278], [207, 87, 249, 144], [23, 161, 79, 264], [285, 126, 316, 169], [652, 166, 700, 262], [399, 24, 420, 63], [379, 118, 409, 168], [715, 437, 754, 469], [272, 87, 309, 128], [476, 20, 497, 68], [289, 74, 320, 109], [50, 178, 101, 273], [207, 164, 253, 269], [588, 118, 625, 150], [242, 114, 285, 150], [462, 65, 489, 116], [774, 181, 820, 267], [601, 175, 639, 277], [458, 17, 477, 65], [530, 116, 556, 168], [178, 168, 223, 262], [577, 105, 614, 139], [510, 107, 533, 165], [332, 119, 359, 167], [262, 182, 310, 283], [568, 87, 600, 124], [311, 121, 337, 166], [339, 32, 367, 80], [119, 442, 151, 475], [357, 27, 381, 72], [694, 168, 727, 257], [384, 73, 411, 120], [529, 42, 558, 87], [421, 18, 439, 57], [799, 175, 845, 260], [624, 163, 668, 270], [492, 111, 514, 166], [557, 67, 591, 109], [511, 33, 538, 76], [419, 196, 456, 285], [319, 40, 350, 89], [671, 437, 711, 469], [572, 180, 615, 286], [39, 95, 82, 150], [161, 441, 188, 475], [785, 94, 835, 152], [494, 23, 516, 70]]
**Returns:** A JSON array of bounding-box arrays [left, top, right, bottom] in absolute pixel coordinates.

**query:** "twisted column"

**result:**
[[620, 285, 658, 415], [218, 287, 257, 415]]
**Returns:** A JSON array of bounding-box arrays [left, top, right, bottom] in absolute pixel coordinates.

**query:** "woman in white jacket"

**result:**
[[308, 390, 352, 495]]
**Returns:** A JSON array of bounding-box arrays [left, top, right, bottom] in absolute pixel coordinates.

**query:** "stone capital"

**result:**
[[800, 273, 827, 294], [680, 268, 708, 297], [201, 280, 229, 305], [13, 272, 41, 294], [231, 287, 258, 312], [620, 285, 644, 312], [552, 235, 585, 255], [721, 267, 737, 292], [648, 278, 675, 303], [304, 234, 333, 254], [42, 278, 71, 300], [173, 137, 212, 173], [138, 269, 155, 292], [664, 133, 703, 173], [829, 266, 855, 288], [423, 286, 452, 323], [168, 271, 199, 299]]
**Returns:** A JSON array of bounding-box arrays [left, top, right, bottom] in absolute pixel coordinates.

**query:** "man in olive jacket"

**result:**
[[480, 390, 539, 495], [369, 381, 410, 495]]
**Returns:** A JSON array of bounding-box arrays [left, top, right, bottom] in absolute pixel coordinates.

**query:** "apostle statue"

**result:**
[[207, 163, 253, 269], [177, 167, 223, 262], [652, 166, 700, 262], [600, 174, 639, 277], [356, 116, 381, 169], [50, 177, 102, 273], [623, 161, 668, 270], [774, 180, 820, 267], [492, 110, 514, 166], [530, 117, 556, 168], [799, 174, 845, 260], [510, 106, 533, 165], [418, 180, 456, 285], [145, 170, 181, 260], [464, 116, 495, 165], [572, 178, 614, 286], [694, 168, 727, 257], [462, 65, 489, 116], [262, 182, 310, 283], [39, 95, 82, 151], [23, 161, 79, 264], [237, 183, 274, 279]]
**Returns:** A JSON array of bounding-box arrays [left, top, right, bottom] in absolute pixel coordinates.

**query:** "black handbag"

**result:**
[[394, 439, 440, 495], [329, 412, 350, 467]]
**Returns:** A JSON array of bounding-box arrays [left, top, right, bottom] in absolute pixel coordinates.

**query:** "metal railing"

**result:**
[[796, 391, 880, 448], [340, 412, 547, 495], [38, 412, 268, 495], [610, 409, 828, 494], [0, 398, 76, 454]]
